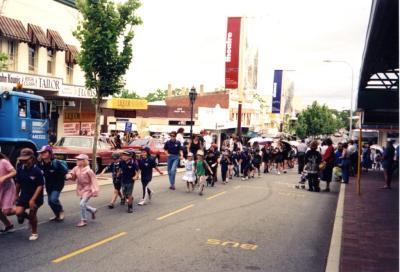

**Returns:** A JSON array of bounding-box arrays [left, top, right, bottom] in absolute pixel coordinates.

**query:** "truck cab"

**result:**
[[0, 88, 48, 164]]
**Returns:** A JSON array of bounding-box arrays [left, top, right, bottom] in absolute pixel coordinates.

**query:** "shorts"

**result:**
[[121, 183, 134, 197], [113, 180, 122, 191], [16, 197, 43, 209]]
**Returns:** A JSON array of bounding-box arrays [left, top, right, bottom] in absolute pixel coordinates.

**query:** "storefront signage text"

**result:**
[[107, 98, 148, 110], [0, 71, 62, 92], [60, 85, 96, 98]]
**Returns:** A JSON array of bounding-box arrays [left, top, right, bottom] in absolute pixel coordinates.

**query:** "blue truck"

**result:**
[[0, 87, 48, 164]]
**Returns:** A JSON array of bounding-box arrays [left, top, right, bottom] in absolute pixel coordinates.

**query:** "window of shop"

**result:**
[[28, 44, 38, 73], [7, 40, 17, 71], [66, 63, 74, 84], [47, 48, 55, 75], [30, 100, 46, 119], [18, 99, 27, 118]]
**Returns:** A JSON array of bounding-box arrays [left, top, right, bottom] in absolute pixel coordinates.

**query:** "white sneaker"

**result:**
[[29, 233, 39, 241], [277, 171, 281, 175], [138, 200, 146, 206]]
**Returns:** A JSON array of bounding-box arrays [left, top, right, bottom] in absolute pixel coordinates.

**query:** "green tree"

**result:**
[[117, 89, 142, 99], [282, 113, 296, 135], [74, 0, 142, 170], [295, 101, 338, 138], [0, 53, 8, 70], [145, 88, 167, 102]]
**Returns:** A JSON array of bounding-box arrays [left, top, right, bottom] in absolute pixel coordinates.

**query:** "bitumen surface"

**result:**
[[0, 168, 339, 272]]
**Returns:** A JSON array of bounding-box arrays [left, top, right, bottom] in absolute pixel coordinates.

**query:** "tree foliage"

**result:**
[[0, 53, 8, 70], [145, 88, 167, 102], [74, 0, 141, 170], [118, 89, 142, 99], [295, 101, 338, 138]]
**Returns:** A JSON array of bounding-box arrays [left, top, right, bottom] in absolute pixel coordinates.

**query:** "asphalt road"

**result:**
[[0, 168, 339, 272]]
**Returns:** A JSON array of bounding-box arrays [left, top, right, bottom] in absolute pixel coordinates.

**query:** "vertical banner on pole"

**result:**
[[271, 70, 283, 113], [225, 17, 241, 89]]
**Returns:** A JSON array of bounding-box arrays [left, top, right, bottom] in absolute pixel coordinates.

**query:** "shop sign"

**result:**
[[0, 71, 62, 91], [80, 122, 95, 136], [60, 85, 96, 98], [64, 111, 96, 122], [63, 123, 80, 136], [106, 98, 148, 110]]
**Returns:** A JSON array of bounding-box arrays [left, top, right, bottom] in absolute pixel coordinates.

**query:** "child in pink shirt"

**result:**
[[68, 154, 99, 227], [0, 153, 16, 232]]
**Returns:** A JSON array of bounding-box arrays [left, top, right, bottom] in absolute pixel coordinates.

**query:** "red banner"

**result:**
[[225, 17, 241, 89]]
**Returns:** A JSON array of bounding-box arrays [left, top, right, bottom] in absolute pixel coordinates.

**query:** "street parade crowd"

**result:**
[[0, 129, 398, 241]]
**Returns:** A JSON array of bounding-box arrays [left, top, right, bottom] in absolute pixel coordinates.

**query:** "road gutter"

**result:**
[[325, 183, 346, 272]]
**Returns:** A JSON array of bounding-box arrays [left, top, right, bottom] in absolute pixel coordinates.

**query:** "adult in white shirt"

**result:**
[[176, 127, 185, 145], [203, 130, 213, 151]]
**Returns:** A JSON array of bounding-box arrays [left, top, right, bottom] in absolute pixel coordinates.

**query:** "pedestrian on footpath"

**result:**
[[321, 138, 335, 192], [68, 154, 99, 227], [119, 150, 139, 213], [220, 151, 230, 184], [138, 147, 163, 205], [196, 150, 212, 196], [232, 148, 241, 177], [0, 152, 16, 233], [14, 148, 44, 240], [340, 143, 351, 184], [183, 152, 196, 192], [37, 145, 68, 222], [305, 141, 322, 192], [382, 140, 395, 189], [164, 131, 183, 190], [100, 152, 124, 209], [297, 139, 307, 174]]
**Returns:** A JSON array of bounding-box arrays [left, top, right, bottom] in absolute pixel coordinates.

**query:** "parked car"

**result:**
[[122, 138, 167, 165], [52, 136, 116, 173]]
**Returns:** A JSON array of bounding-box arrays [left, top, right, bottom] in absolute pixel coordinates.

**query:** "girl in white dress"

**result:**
[[183, 153, 196, 192]]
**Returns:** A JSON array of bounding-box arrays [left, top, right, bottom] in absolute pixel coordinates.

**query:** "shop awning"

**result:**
[[0, 16, 30, 42], [28, 23, 50, 47], [47, 29, 68, 51], [357, 0, 399, 129], [65, 44, 79, 64]]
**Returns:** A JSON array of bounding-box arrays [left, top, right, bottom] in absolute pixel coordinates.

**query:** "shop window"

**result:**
[[47, 49, 55, 75], [30, 100, 46, 119], [28, 44, 38, 73], [18, 99, 27, 118], [66, 63, 74, 84], [7, 40, 18, 71]]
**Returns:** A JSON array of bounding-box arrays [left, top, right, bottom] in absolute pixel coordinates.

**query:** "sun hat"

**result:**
[[37, 145, 53, 154], [196, 150, 204, 156], [18, 148, 35, 161], [75, 154, 89, 160]]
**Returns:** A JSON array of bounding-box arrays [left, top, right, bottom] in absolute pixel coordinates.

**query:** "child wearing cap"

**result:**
[[119, 150, 139, 213], [100, 152, 123, 209], [67, 154, 99, 227], [195, 150, 212, 196], [183, 152, 196, 192], [14, 148, 44, 240], [138, 147, 163, 205]]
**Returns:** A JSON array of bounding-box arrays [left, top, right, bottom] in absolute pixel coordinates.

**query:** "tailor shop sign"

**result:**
[[60, 85, 96, 99], [0, 71, 62, 91]]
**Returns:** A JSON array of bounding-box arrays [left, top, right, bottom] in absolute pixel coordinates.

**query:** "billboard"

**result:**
[[225, 17, 241, 89], [271, 70, 283, 113]]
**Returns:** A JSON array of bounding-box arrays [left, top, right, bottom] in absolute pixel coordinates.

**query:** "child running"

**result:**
[[119, 150, 139, 213], [100, 152, 123, 209], [138, 147, 163, 205], [68, 154, 99, 227], [220, 151, 230, 184], [182, 152, 196, 192], [0, 152, 16, 233], [196, 150, 212, 196]]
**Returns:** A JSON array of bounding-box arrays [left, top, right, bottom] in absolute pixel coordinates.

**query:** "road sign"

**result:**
[[125, 122, 132, 132]]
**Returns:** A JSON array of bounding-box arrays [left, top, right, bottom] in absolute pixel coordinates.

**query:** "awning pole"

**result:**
[[356, 127, 362, 195]]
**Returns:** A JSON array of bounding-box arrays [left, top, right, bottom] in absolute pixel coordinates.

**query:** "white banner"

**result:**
[[0, 71, 62, 91]]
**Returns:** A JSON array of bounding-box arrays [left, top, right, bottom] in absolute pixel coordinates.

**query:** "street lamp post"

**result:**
[[189, 86, 197, 138], [323, 60, 354, 139]]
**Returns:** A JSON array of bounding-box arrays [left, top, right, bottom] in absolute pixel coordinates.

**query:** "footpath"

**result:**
[[334, 171, 399, 272]]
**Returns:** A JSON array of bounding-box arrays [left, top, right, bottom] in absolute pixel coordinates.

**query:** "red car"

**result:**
[[52, 136, 117, 173], [122, 138, 167, 165]]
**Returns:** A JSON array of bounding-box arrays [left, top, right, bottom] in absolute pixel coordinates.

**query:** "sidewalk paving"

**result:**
[[340, 171, 399, 272]]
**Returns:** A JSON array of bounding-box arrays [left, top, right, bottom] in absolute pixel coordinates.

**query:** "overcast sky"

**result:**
[[122, 0, 372, 110]]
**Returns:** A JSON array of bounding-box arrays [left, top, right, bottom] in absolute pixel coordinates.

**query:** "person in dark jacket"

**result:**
[[382, 140, 395, 189], [37, 145, 68, 222], [305, 141, 322, 192]]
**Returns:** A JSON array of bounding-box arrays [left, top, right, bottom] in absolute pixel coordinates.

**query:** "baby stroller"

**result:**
[[295, 166, 309, 190]]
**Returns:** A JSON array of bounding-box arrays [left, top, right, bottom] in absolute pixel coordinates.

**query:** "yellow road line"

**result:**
[[52, 232, 127, 264], [156, 204, 195, 221], [207, 191, 227, 200]]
